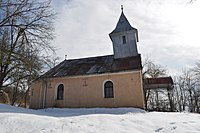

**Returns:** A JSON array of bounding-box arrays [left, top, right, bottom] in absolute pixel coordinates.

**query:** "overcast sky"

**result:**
[[51, 0, 200, 75]]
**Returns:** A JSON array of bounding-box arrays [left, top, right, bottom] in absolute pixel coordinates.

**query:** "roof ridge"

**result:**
[[64, 55, 114, 61]]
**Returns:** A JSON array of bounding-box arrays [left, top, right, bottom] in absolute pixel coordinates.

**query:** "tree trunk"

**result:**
[[167, 88, 174, 112], [156, 90, 159, 111]]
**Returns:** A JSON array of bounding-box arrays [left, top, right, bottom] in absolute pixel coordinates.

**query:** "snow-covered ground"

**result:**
[[0, 104, 200, 133]]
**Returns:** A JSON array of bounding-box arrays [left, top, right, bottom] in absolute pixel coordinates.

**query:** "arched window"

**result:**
[[57, 84, 64, 100], [104, 81, 114, 98]]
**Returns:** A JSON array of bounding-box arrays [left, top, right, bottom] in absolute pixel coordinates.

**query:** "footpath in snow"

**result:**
[[0, 104, 200, 133]]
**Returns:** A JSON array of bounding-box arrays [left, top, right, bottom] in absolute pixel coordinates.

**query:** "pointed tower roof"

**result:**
[[110, 7, 135, 34]]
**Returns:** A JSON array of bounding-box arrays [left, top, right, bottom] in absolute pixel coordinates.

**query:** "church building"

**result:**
[[29, 7, 145, 109]]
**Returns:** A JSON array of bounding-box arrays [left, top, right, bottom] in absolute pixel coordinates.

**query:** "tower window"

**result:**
[[57, 84, 64, 100], [122, 36, 126, 44], [104, 81, 114, 98]]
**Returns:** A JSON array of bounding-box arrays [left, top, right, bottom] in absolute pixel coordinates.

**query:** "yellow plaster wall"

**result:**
[[29, 80, 43, 109], [29, 71, 144, 109]]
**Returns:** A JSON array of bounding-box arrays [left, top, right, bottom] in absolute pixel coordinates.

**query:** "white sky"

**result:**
[[51, 0, 200, 75]]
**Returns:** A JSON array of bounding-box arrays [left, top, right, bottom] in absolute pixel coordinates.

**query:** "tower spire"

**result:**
[[109, 7, 139, 59]]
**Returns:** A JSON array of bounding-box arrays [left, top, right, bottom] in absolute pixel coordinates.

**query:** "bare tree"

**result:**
[[143, 58, 167, 78], [142, 58, 168, 111], [43, 54, 61, 70], [193, 61, 200, 78], [192, 61, 200, 112], [174, 68, 200, 113], [0, 0, 56, 90], [173, 76, 187, 112]]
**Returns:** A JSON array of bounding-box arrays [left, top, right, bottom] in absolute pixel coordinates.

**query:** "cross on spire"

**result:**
[[121, 5, 123, 12]]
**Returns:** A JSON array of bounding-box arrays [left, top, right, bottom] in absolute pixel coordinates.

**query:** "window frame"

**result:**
[[122, 35, 126, 44], [56, 84, 64, 100], [103, 80, 114, 98]]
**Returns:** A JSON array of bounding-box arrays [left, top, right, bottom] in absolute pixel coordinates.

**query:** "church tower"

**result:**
[[109, 6, 139, 59]]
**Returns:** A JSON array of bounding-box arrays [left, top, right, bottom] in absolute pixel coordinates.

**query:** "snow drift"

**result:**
[[0, 104, 200, 133]]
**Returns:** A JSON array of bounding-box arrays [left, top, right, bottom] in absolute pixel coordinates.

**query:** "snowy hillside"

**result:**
[[0, 104, 200, 133]]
